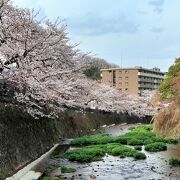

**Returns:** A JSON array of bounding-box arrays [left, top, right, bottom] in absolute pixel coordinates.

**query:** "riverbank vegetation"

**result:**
[[153, 58, 180, 139]]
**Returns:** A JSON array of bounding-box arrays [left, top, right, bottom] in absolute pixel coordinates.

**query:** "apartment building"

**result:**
[[100, 67, 166, 95]]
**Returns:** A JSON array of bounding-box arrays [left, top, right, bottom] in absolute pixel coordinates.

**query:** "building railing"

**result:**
[[138, 72, 165, 79], [138, 78, 162, 84], [138, 84, 159, 89]]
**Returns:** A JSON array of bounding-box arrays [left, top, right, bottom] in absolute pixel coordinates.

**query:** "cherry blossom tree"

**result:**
[[0, 0, 158, 119]]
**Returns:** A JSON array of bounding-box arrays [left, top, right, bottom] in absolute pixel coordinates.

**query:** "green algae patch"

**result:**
[[127, 139, 144, 146], [64, 145, 107, 163], [70, 134, 114, 146], [67, 124, 178, 163], [42, 177, 64, 180], [61, 166, 76, 173], [145, 142, 167, 152], [165, 138, 178, 144], [115, 125, 178, 147], [134, 146, 142, 151], [70, 125, 178, 147], [110, 145, 146, 160], [169, 157, 180, 166], [64, 144, 146, 163]]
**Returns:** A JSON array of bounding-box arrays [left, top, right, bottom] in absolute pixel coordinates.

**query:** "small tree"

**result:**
[[159, 58, 180, 100]]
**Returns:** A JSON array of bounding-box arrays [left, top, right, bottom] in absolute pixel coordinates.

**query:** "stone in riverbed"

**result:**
[[90, 175, 97, 179], [101, 125, 107, 128], [49, 167, 61, 177]]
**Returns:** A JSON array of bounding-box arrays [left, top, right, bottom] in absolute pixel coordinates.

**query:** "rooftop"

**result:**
[[100, 67, 166, 74]]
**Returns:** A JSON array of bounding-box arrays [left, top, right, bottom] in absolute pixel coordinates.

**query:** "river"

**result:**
[[37, 123, 180, 180]]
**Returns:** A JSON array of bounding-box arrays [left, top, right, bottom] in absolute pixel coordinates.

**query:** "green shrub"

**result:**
[[159, 58, 180, 100], [169, 157, 180, 165], [134, 146, 142, 151], [61, 166, 76, 173], [145, 142, 167, 152]]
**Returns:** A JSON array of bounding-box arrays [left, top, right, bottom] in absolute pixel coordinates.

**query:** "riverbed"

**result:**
[[38, 123, 180, 180]]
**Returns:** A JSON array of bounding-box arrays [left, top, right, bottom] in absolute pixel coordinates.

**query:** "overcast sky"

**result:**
[[13, 0, 180, 71]]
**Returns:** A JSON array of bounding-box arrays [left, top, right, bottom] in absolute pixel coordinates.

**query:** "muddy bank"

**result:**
[[44, 124, 180, 180]]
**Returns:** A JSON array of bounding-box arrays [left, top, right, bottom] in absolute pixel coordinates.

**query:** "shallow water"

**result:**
[[41, 124, 180, 180]]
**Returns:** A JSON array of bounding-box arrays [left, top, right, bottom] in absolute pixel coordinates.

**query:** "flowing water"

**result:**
[[39, 124, 180, 180]]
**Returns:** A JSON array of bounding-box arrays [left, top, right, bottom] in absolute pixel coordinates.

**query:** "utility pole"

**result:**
[[121, 49, 123, 68]]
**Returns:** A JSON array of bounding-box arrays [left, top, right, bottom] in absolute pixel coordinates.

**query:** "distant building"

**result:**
[[100, 67, 166, 95]]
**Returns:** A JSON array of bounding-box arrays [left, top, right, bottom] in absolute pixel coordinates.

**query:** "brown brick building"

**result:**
[[100, 67, 165, 95]]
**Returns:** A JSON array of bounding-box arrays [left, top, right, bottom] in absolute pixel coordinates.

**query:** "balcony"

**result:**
[[138, 72, 165, 79], [138, 83, 158, 89], [138, 78, 162, 84]]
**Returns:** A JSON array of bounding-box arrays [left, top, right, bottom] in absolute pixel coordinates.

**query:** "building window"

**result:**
[[119, 76, 122, 80], [125, 88, 128, 91], [119, 70, 122, 73], [125, 76, 128, 80], [125, 82, 128, 86], [125, 70, 128, 74], [109, 70, 112, 73], [119, 82, 122, 85]]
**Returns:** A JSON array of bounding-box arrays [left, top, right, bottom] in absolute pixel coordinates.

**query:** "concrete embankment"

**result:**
[[0, 80, 152, 179], [6, 144, 58, 180], [0, 102, 151, 179]]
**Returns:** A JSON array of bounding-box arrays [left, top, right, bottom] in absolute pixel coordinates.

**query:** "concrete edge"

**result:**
[[6, 144, 59, 180]]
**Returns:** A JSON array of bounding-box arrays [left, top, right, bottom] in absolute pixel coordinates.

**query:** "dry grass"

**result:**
[[150, 92, 161, 107], [153, 103, 180, 139]]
